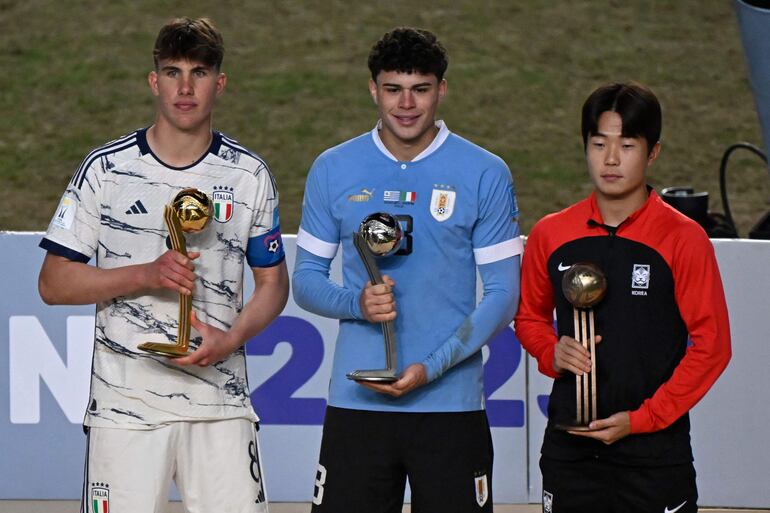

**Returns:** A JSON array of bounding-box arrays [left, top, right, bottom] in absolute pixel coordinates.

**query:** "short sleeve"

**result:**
[[296, 155, 340, 259], [245, 162, 285, 268], [40, 159, 104, 263]]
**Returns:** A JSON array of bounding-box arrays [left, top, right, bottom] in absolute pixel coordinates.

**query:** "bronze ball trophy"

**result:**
[[138, 188, 211, 357], [346, 212, 403, 382], [555, 263, 608, 431]]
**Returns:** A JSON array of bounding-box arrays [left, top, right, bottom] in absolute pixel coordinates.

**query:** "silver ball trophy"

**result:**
[[555, 262, 608, 431], [346, 213, 403, 382]]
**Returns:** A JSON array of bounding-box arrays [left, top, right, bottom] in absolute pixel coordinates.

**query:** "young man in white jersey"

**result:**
[[293, 27, 522, 512], [38, 17, 288, 513]]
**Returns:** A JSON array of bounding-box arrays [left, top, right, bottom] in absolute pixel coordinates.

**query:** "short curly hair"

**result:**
[[153, 17, 224, 71], [367, 27, 448, 82]]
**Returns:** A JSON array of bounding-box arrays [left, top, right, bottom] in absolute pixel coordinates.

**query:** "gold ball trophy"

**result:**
[[346, 213, 403, 382], [138, 188, 211, 357], [554, 263, 608, 431]]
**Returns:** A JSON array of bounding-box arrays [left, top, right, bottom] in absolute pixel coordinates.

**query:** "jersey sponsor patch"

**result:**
[[347, 188, 374, 202], [52, 195, 77, 230], [430, 187, 456, 222], [474, 473, 489, 507], [665, 500, 688, 513], [90, 483, 110, 513], [125, 199, 148, 215], [213, 185, 234, 223]]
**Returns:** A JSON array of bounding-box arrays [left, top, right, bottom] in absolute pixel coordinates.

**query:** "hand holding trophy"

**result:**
[[347, 212, 403, 382], [555, 262, 607, 431], [138, 188, 211, 357]]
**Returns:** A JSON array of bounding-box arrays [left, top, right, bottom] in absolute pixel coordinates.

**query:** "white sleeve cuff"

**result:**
[[474, 236, 524, 265], [296, 227, 339, 259]]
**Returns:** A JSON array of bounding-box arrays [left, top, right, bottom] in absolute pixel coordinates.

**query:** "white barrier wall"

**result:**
[[1, 233, 768, 507]]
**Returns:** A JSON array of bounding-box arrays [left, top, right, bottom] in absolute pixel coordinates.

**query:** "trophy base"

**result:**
[[346, 369, 398, 382], [554, 422, 601, 432], [137, 342, 194, 358]]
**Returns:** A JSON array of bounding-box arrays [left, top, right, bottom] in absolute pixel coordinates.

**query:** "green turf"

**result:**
[[1, 1, 768, 236]]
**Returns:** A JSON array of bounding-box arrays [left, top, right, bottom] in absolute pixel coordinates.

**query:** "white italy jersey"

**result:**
[[41, 128, 285, 429]]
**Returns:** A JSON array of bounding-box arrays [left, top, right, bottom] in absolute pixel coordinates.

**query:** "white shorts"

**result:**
[[82, 419, 268, 513]]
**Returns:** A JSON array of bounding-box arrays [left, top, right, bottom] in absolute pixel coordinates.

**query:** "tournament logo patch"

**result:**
[[543, 490, 554, 513], [430, 186, 456, 222], [474, 474, 489, 507], [347, 188, 374, 202], [632, 264, 650, 290], [53, 195, 76, 230], [213, 186, 234, 223], [90, 483, 109, 513]]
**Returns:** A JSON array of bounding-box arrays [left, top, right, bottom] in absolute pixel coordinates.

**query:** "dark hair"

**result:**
[[367, 27, 448, 82], [581, 82, 662, 155], [153, 17, 224, 71]]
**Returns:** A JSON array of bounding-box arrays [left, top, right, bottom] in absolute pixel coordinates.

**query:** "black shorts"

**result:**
[[540, 455, 697, 513], [310, 406, 494, 513]]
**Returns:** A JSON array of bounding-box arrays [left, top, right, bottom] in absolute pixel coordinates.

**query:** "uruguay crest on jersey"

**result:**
[[430, 187, 456, 222], [213, 185, 234, 223]]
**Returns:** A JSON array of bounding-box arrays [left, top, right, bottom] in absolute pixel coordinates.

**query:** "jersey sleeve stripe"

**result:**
[[473, 236, 524, 265], [297, 227, 339, 259], [71, 137, 139, 190], [39, 237, 90, 263]]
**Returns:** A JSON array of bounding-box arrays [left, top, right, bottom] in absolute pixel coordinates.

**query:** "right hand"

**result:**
[[359, 275, 396, 323], [142, 249, 200, 296], [553, 334, 602, 375]]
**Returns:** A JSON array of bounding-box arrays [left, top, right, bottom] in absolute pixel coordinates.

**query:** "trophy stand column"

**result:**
[[555, 263, 606, 432], [346, 213, 403, 383]]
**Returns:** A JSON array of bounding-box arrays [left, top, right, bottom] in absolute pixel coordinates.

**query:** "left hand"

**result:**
[[173, 311, 239, 367], [357, 363, 428, 398], [568, 411, 631, 445]]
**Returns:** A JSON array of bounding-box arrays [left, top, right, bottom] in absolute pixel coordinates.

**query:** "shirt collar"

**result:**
[[588, 186, 658, 228], [370, 120, 451, 162]]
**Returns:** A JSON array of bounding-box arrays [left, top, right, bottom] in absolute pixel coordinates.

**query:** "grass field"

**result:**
[[1, 1, 768, 236]]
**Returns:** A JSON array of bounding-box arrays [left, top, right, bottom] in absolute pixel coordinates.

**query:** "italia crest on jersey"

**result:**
[[213, 186, 234, 223], [91, 483, 109, 513]]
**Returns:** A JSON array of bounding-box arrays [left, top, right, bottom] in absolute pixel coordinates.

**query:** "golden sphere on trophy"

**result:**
[[562, 263, 607, 309], [359, 212, 403, 257], [171, 188, 211, 233]]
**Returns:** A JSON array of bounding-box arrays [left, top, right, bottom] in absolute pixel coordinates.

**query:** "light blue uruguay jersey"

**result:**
[[40, 128, 285, 429], [295, 121, 522, 412]]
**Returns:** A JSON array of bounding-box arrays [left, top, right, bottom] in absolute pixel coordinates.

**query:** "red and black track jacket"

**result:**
[[515, 190, 731, 465]]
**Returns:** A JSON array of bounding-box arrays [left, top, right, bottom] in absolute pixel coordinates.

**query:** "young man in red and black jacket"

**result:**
[[515, 82, 731, 513]]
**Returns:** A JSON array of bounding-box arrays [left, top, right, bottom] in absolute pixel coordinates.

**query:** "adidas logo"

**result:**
[[125, 200, 148, 215]]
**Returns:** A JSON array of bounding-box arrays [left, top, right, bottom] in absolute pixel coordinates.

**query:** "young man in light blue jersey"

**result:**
[[293, 26, 522, 513]]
